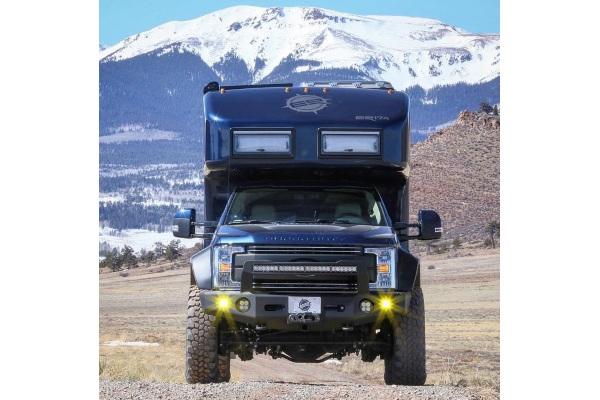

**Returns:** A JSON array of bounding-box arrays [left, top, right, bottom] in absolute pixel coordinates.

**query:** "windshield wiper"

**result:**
[[313, 219, 357, 224], [228, 219, 276, 225]]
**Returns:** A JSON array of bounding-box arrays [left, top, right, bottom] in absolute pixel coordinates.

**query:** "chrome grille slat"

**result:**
[[247, 245, 362, 255], [254, 282, 354, 286], [252, 275, 359, 294], [252, 283, 358, 293]]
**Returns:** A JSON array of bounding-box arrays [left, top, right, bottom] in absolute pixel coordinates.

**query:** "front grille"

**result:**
[[247, 245, 362, 255], [252, 280, 358, 293], [238, 245, 370, 294]]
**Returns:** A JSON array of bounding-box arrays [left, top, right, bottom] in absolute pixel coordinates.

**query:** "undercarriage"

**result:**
[[218, 321, 393, 363]]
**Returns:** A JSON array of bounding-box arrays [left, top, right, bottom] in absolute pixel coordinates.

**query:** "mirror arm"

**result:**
[[394, 222, 420, 229], [192, 221, 217, 228], [190, 221, 217, 239], [191, 233, 214, 239], [394, 222, 422, 241]]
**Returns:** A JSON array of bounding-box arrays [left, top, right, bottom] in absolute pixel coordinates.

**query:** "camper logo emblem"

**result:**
[[299, 299, 312, 311], [283, 95, 330, 114]]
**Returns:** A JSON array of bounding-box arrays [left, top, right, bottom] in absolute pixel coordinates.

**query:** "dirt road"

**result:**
[[100, 249, 499, 399], [100, 379, 486, 400]]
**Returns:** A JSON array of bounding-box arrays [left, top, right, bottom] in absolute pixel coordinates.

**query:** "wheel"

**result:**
[[384, 286, 426, 385], [185, 286, 231, 383]]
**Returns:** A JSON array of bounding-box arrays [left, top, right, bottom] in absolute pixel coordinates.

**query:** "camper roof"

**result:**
[[204, 81, 394, 93], [203, 82, 410, 172]]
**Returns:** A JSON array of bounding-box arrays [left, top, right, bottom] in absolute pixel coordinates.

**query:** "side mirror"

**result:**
[[173, 208, 196, 238], [394, 209, 442, 241], [172, 208, 218, 239], [418, 209, 443, 240]]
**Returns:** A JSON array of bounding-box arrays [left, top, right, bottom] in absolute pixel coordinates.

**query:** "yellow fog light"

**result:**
[[379, 297, 393, 311], [215, 295, 232, 311]]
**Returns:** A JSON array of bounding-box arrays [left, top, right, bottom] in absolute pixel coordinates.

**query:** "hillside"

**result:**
[[410, 111, 500, 241]]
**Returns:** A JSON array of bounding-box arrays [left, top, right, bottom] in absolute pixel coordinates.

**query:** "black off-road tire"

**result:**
[[384, 286, 426, 386], [185, 286, 231, 383]]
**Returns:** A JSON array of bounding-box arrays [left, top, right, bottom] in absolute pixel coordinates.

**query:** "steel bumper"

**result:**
[[199, 291, 411, 331]]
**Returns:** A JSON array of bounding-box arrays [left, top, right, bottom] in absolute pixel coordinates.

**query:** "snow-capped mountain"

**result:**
[[100, 6, 498, 90]]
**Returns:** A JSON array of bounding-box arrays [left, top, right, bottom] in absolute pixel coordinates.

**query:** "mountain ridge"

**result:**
[[100, 6, 499, 90]]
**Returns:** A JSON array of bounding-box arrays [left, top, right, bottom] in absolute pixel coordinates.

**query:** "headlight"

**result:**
[[365, 247, 396, 289], [212, 245, 244, 290]]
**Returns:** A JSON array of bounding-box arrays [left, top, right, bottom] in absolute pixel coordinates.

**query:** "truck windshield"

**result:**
[[225, 187, 386, 226]]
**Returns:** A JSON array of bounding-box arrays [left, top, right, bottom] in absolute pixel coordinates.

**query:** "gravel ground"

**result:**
[[99, 379, 486, 400]]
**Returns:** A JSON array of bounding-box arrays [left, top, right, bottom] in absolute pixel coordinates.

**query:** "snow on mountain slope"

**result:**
[[100, 6, 499, 90]]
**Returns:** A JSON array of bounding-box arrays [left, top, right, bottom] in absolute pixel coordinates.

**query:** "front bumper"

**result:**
[[199, 291, 411, 331]]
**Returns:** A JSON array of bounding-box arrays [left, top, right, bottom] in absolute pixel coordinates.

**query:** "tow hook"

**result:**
[[287, 312, 321, 324]]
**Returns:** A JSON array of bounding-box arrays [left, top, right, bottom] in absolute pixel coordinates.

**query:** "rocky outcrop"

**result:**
[[410, 111, 499, 241]]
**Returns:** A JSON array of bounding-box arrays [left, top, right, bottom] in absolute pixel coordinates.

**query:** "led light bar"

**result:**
[[232, 130, 292, 155], [253, 265, 357, 273], [320, 131, 381, 155]]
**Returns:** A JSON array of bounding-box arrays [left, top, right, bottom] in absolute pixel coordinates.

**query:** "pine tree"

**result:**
[[144, 250, 156, 266], [480, 102, 493, 114], [485, 221, 500, 249], [165, 240, 182, 261], [154, 242, 166, 258], [121, 245, 137, 268], [109, 248, 122, 271], [100, 251, 112, 269]]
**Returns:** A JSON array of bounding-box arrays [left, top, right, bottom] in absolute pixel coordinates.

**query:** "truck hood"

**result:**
[[214, 224, 396, 247]]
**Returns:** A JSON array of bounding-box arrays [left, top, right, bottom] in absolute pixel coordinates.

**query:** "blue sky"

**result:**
[[100, 0, 499, 46]]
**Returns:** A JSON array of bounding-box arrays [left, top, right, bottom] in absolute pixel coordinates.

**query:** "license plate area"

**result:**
[[288, 296, 321, 314]]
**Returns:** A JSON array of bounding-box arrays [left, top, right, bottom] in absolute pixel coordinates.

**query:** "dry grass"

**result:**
[[99, 269, 189, 382], [99, 249, 499, 391]]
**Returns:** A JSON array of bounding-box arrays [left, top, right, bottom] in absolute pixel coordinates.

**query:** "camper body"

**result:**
[[174, 81, 442, 385]]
